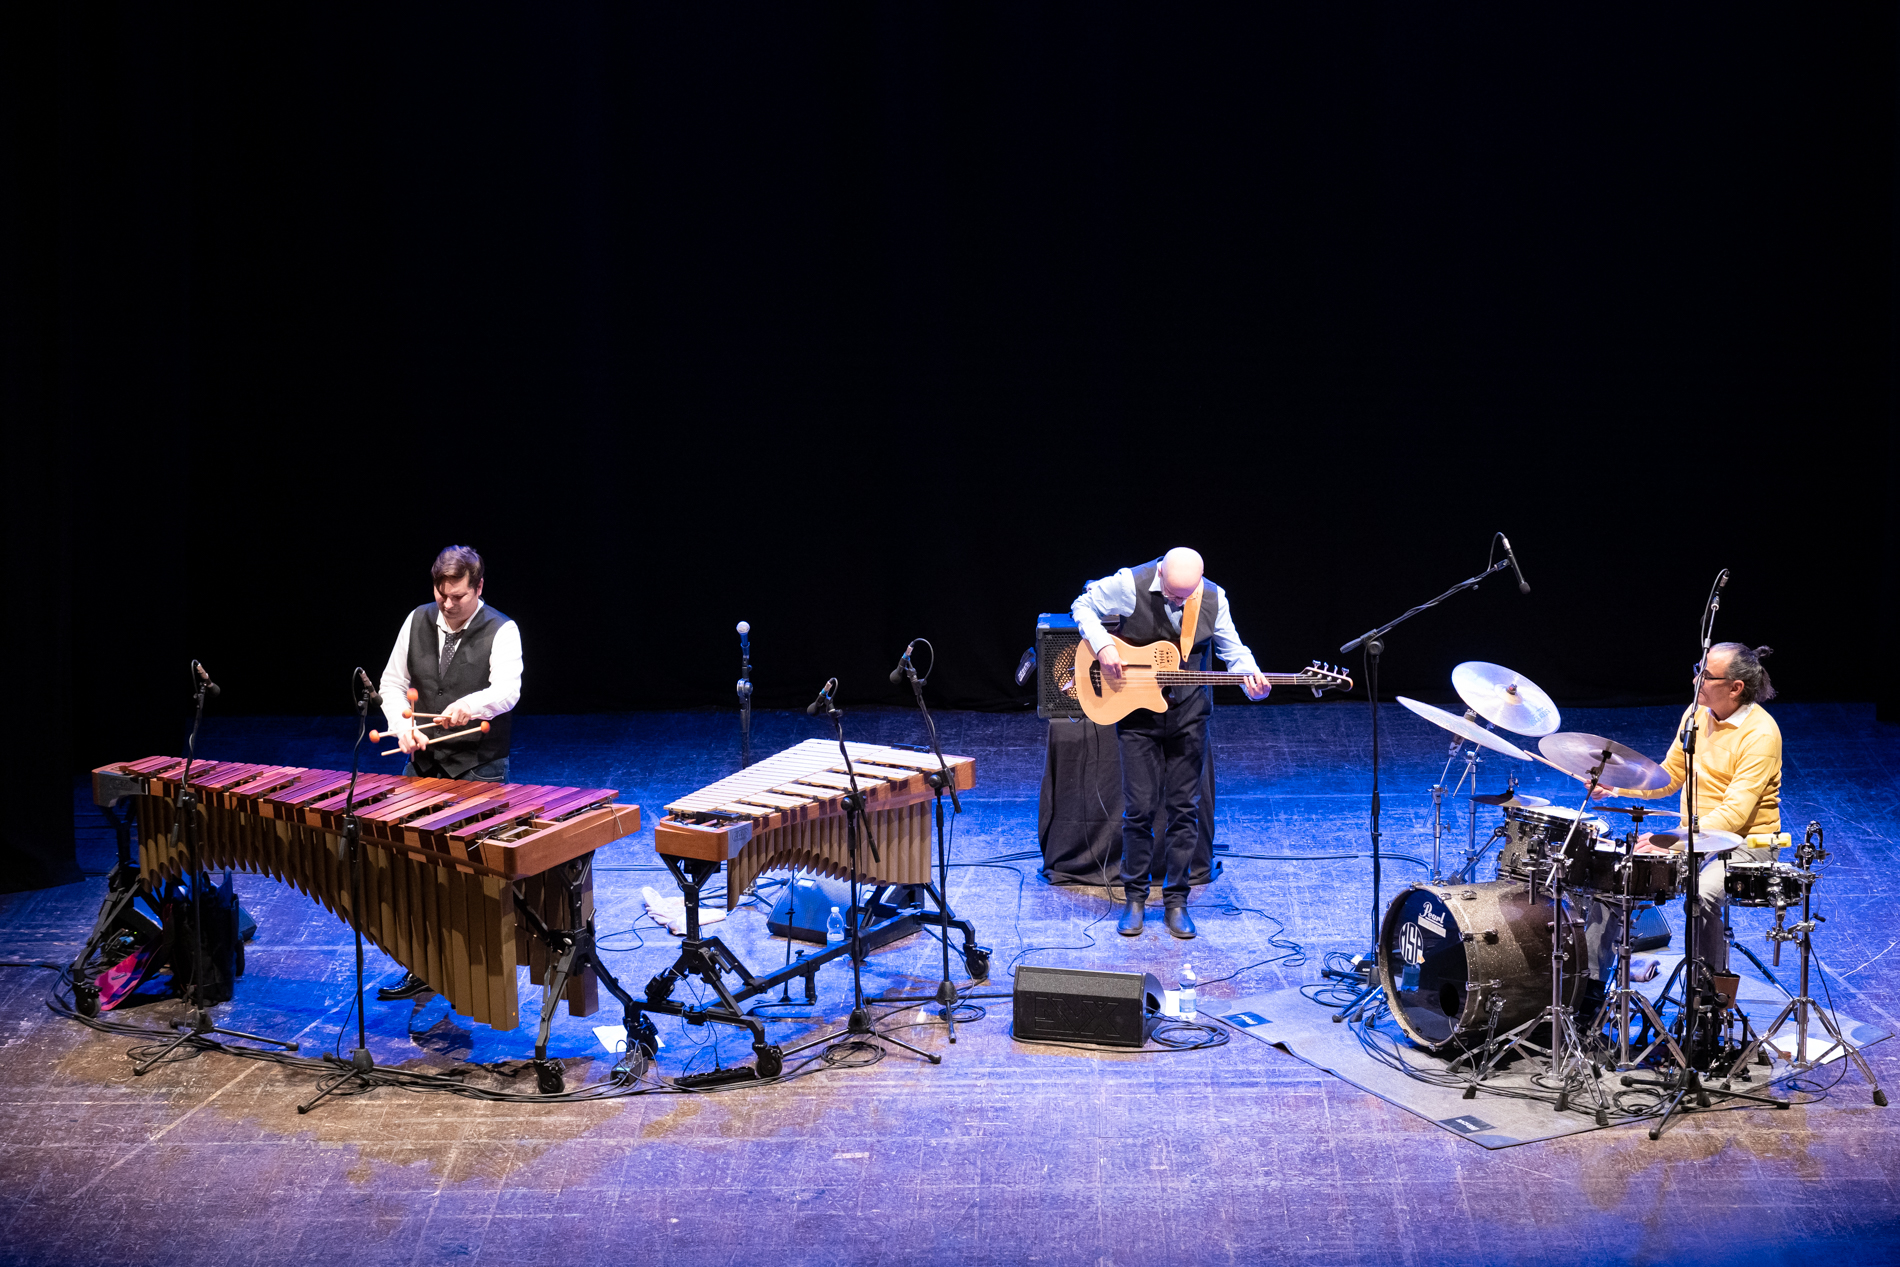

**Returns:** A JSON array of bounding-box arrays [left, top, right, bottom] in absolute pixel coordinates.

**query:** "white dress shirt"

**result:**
[[1070, 567, 1261, 675], [378, 600, 523, 737]]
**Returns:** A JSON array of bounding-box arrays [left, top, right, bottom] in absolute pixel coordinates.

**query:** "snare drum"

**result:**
[[1724, 860, 1809, 908], [1499, 805, 1609, 887], [1581, 845, 1681, 901]]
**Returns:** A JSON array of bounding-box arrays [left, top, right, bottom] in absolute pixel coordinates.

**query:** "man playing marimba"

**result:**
[[373, 544, 523, 1001]]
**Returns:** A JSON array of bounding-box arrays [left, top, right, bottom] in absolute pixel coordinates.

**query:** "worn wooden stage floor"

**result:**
[[2, 702, 1896, 1266]]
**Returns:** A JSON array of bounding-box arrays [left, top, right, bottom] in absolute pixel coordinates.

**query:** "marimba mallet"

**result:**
[[374, 720, 489, 757]]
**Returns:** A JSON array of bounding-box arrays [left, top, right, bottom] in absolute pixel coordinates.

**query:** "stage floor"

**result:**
[[2, 702, 1896, 1266]]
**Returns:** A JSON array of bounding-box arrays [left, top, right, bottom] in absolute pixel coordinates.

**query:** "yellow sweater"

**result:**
[[1633, 702, 1782, 837]]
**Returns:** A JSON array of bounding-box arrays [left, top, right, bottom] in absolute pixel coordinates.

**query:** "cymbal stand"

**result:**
[[1430, 709, 1503, 882], [300, 670, 383, 1112], [1456, 753, 1614, 1124], [1591, 804, 1686, 1072], [868, 640, 990, 1041], [1721, 824, 1887, 1106], [136, 663, 297, 1077], [781, 687, 941, 1067], [1339, 548, 1517, 1004]]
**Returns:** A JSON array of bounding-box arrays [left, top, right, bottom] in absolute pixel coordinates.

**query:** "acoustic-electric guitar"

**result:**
[[1070, 635, 1354, 725]]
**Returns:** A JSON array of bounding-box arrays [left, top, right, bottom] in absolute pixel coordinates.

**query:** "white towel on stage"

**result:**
[[641, 885, 727, 936]]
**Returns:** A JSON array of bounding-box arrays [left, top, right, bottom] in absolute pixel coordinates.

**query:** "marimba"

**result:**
[[653, 738, 975, 897], [92, 756, 640, 1031]]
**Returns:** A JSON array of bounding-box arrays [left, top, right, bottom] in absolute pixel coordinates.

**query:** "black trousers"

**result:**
[[1116, 700, 1208, 903]]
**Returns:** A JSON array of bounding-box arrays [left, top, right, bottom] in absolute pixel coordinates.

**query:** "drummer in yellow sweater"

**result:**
[[1615, 642, 1783, 976]]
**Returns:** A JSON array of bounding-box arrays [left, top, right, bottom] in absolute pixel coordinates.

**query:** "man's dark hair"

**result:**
[[431, 545, 485, 589], [1713, 642, 1775, 704]]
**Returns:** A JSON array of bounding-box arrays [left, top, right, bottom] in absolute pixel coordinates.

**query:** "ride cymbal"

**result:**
[[1536, 731, 1671, 791], [1451, 662, 1561, 737]]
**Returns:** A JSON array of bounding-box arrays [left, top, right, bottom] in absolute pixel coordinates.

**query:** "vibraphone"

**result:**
[[92, 756, 640, 1031], [632, 739, 981, 1078]]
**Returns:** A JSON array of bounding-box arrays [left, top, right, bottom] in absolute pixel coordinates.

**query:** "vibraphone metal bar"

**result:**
[[93, 756, 640, 1031]]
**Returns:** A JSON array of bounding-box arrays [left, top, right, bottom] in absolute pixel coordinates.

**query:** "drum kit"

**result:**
[[1372, 660, 1867, 1122]]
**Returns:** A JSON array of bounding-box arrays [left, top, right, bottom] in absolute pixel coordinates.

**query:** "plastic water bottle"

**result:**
[[826, 905, 846, 948], [1178, 962, 1198, 1019]]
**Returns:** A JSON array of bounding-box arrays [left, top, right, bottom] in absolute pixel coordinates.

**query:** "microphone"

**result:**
[[191, 660, 221, 697], [1014, 647, 1037, 687], [806, 677, 838, 716], [355, 667, 383, 707], [737, 620, 750, 653], [889, 640, 916, 686], [1711, 569, 1729, 614], [1499, 534, 1530, 594]]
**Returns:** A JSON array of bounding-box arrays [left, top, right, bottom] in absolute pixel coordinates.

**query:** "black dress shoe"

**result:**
[[375, 971, 432, 1001], [1117, 897, 1145, 936], [1163, 905, 1196, 940]]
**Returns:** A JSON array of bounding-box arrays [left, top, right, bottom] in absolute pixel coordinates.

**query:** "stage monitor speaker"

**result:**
[[1012, 965, 1161, 1048], [767, 874, 856, 944]]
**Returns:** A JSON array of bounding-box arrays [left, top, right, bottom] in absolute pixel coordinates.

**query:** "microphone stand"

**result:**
[[300, 671, 381, 1113], [869, 641, 990, 1042], [781, 688, 941, 1067], [135, 665, 297, 1076], [1332, 549, 1516, 1016], [736, 623, 754, 770]]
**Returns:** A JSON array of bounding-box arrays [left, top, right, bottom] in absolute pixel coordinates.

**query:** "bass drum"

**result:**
[[1378, 879, 1586, 1054]]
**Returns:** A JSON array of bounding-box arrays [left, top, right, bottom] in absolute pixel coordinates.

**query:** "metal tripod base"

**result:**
[[778, 1003, 943, 1066], [298, 1048, 374, 1114], [132, 1005, 299, 1077], [1452, 1003, 1613, 1125], [1724, 992, 1888, 1106]]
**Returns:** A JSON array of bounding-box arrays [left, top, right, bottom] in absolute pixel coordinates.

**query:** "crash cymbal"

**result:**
[[1467, 790, 1551, 807], [1451, 662, 1561, 737], [1592, 803, 1681, 818], [1396, 696, 1532, 761], [1536, 731, 1671, 791], [1643, 829, 1746, 854]]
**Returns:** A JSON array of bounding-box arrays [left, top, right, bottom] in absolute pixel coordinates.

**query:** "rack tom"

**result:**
[[1498, 805, 1608, 888]]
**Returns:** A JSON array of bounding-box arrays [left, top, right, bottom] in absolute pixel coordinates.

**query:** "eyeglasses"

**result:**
[[1691, 663, 1734, 682]]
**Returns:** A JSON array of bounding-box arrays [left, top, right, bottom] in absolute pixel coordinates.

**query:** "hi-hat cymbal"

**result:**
[[1593, 803, 1681, 819], [1451, 662, 1561, 737], [1396, 696, 1532, 761], [1468, 790, 1551, 807], [1536, 732, 1671, 791]]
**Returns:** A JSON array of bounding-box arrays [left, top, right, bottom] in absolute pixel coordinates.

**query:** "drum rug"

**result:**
[[1205, 964, 1889, 1149]]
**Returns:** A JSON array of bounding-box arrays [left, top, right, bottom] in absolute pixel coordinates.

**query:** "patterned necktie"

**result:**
[[439, 630, 464, 678]]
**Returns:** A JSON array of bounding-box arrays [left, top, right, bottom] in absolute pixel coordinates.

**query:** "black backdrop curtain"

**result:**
[[5, 5, 1894, 824]]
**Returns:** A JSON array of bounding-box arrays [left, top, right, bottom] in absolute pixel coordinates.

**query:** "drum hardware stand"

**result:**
[[1456, 754, 1615, 1124], [866, 641, 992, 1040], [1589, 806, 1687, 1073], [301, 670, 385, 1112], [67, 799, 142, 1016], [1720, 824, 1887, 1106], [1431, 712, 1513, 882], [780, 684, 941, 1067], [1339, 545, 1519, 1011], [137, 663, 297, 1078]]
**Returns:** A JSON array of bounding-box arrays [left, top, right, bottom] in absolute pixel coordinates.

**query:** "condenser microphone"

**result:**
[[889, 641, 917, 685], [191, 660, 221, 697], [806, 677, 838, 716], [355, 667, 383, 707], [1499, 534, 1530, 594]]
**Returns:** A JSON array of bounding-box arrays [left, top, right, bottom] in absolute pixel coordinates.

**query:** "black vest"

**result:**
[[1119, 561, 1219, 721], [406, 602, 514, 778]]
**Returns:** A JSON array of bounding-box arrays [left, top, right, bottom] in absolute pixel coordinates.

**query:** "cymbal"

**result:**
[[1536, 731, 1671, 791], [1396, 696, 1532, 761], [1468, 790, 1551, 807], [1643, 829, 1746, 855], [1451, 662, 1561, 737], [1592, 803, 1681, 819]]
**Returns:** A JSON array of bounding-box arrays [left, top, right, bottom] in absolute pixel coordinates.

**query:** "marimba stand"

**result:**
[[520, 852, 648, 1093]]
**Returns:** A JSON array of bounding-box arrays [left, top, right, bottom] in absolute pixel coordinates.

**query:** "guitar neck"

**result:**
[[1153, 671, 1314, 685]]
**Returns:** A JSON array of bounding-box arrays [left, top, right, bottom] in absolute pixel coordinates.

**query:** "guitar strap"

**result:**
[[1178, 584, 1203, 662]]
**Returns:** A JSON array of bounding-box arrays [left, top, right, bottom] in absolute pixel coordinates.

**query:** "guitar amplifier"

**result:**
[[1012, 965, 1161, 1048], [1034, 613, 1116, 721]]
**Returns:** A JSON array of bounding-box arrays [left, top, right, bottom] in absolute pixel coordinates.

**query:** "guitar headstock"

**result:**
[[1298, 661, 1354, 697]]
